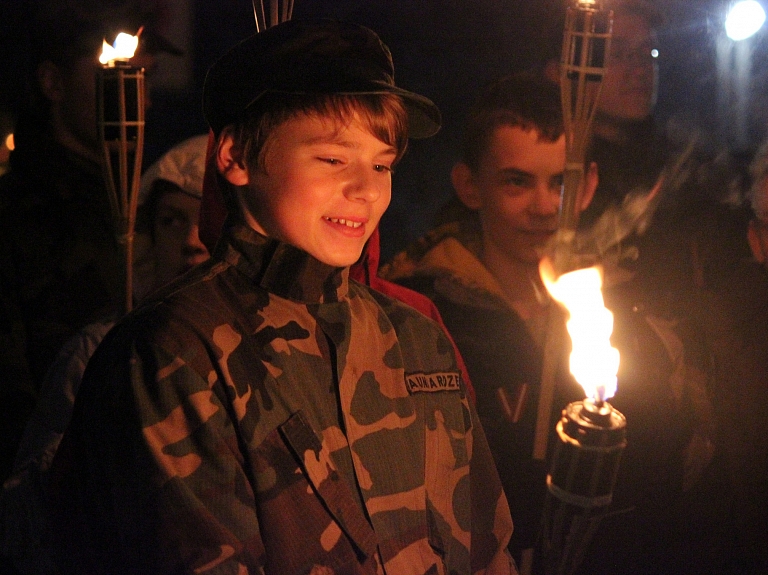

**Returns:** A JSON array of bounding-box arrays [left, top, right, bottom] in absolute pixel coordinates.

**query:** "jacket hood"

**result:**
[[381, 217, 509, 304]]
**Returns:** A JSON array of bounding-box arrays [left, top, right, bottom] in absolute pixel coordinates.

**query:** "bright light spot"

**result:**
[[540, 260, 620, 402], [651, 48, 659, 58], [4, 133, 14, 151], [99, 32, 140, 64], [726, 0, 766, 41]]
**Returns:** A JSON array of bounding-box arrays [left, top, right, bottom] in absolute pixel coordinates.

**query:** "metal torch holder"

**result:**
[[540, 399, 626, 575], [97, 62, 145, 315]]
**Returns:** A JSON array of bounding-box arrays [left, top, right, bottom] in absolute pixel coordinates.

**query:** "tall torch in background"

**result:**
[[554, 0, 612, 270], [98, 31, 145, 315]]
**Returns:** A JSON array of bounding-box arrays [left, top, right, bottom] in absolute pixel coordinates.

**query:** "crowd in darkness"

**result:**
[[2, 0, 760, 258], [0, 0, 767, 574]]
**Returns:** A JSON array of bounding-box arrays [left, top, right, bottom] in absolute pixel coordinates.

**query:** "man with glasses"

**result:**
[[579, 0, 665, 228]]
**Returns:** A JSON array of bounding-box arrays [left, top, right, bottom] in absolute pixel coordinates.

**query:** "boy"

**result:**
[[383, 73, 596, 568], [383, 72, 716, 574], [48, 20, 515, 575]]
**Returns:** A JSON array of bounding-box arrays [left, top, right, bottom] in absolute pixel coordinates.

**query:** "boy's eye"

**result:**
[[158, 215, 187, 230], [156, 206, 191, 232], [502, 175, 531, 188], [320, 157, 340, 165], [374, 164, 393, 174]]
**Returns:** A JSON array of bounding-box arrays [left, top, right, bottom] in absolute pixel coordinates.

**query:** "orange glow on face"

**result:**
[[540, 258, 619, 402]]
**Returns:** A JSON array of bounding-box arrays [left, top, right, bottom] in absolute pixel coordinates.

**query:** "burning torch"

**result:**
[[538, 261, 625, 575], [528, 2, 617, 574], [97, 30, 146, 315]]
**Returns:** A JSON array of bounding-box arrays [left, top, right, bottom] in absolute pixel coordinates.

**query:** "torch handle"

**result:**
[[97, 65, 145, 316]]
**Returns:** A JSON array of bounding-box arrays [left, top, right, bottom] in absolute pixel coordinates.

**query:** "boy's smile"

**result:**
[[471, 125, 566, 265], [237, 112, 396, 267]]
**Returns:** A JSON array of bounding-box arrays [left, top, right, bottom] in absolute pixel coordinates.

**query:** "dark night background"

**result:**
[[1, 0, 768, 261]]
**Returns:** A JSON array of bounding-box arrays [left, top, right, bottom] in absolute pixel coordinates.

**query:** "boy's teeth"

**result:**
[[327, 218, 362, 228]]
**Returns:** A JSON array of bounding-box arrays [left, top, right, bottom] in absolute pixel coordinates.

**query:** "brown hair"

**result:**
[[223, 91, 409, 177], [460, 72, 563, 173]]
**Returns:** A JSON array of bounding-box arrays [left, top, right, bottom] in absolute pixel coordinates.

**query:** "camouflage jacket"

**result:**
[[49, 223, 515, 575]]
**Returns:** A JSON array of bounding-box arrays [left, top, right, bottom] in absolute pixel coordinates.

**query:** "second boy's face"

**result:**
[[468, 125, 566, 264], [238, 113, 396, 267], [152, 190, 210, 289]]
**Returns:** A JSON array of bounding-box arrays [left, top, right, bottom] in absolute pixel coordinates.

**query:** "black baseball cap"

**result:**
[[203, 19, 441, 139]]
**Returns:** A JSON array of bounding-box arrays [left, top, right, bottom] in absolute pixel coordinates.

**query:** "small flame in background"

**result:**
[[99, 31, 140, 64], [540, 259, 620, 402]]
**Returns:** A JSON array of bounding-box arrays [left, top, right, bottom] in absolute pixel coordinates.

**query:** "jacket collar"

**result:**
[[218, 223, 349, 303]]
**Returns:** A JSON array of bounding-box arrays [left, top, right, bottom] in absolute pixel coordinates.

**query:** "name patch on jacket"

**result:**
[[405, 371, 462, 393]]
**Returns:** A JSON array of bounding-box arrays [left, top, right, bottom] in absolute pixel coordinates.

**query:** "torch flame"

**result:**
[[99, 31, 141, 65], [540, 258, 619, 402]]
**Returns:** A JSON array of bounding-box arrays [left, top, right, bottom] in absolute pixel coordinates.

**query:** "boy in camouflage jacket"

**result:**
[[47, 19, 516, 575]]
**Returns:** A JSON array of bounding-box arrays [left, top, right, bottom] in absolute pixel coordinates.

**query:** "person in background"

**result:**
[[578, 0, 664, 228], [132, 135, 211, 300], [574, 0, 750, 305], [572, 2, 760, 572], [696, 141, 768, 575], [47, 20, 515, 574], [383, 73, 593, 570], [0, 135, 210, 575], [0, 0, 179, 487], [383, 71, 718, 575]]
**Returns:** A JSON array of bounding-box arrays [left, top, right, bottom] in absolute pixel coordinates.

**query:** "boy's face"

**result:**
[[222, 112, 396, 267], [455, 125, 566, 265], [152, 189, 210, 288]]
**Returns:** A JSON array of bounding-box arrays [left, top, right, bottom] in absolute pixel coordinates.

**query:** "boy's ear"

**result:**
[[451, 162, 482, 210], [747, 221, 766, 263], [216, 131, 250, 186], [578, 161, 599, 212]]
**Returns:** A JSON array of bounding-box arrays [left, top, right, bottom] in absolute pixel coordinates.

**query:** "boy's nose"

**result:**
[[344, 164, 382, 203], [183, 224, 210, 257], [530, 184, 560, 216]]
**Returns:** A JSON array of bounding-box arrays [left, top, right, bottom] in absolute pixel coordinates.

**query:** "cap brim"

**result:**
[[392, 87, 442, 139]]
